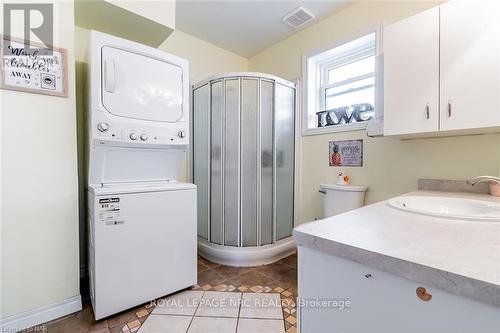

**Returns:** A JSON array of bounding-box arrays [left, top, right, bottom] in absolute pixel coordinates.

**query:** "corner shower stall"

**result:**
[[192, 72, 296, 266]]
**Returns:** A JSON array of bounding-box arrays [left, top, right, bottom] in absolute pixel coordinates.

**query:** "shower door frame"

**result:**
[[191, 72, 298, 247]]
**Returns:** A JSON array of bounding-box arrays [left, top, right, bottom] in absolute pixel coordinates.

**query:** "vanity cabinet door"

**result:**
[[298, 246, 500, 333], [440, 0, 500, 131], [383, 7, 439, 136]]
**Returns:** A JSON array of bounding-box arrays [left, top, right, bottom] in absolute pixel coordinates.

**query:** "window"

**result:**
[[302, 28, 381, 135]]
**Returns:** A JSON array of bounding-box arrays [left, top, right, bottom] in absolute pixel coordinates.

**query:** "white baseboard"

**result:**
[[0, 295, 82, 332]]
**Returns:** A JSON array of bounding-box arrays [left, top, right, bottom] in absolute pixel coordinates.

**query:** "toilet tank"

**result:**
[[320, 184, 368, 218]]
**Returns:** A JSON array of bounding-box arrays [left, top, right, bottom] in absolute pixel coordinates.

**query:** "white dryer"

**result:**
[[86, 31, 196, 320]]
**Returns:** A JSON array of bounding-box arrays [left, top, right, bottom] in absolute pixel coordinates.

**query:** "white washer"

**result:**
[[86, 31, 196, 320]]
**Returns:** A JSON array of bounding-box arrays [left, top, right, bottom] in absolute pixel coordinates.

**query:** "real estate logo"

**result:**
[[3, 3, 54, 55]]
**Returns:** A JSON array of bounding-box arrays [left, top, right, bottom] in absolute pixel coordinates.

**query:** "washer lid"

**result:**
[[320, 183, 368, 192], [101, 46, 184, 123], [89, 182, 196, 195]]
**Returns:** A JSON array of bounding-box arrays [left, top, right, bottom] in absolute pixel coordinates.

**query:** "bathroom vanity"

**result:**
[[294, 191, 500, 332]]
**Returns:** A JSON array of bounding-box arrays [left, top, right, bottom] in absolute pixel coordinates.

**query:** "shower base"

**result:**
[[198, 237, 296, 267]]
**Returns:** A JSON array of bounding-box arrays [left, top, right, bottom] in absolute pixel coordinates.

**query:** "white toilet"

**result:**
[[319, 184, 368, 218]]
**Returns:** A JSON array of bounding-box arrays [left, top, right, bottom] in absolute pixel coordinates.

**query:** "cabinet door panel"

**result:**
[[440, 0, 500, 131], [384, 7, 439, 136]]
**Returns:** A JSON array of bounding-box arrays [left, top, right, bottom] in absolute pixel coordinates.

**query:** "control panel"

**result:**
[[92, 116, 189, 147]]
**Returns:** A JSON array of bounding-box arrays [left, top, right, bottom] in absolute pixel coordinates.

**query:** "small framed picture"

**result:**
[[0, 34, 68, 97], [329, 139, 363, 167]]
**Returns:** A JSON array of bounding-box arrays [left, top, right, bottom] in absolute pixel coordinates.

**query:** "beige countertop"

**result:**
[[293, 191, 500, 307]]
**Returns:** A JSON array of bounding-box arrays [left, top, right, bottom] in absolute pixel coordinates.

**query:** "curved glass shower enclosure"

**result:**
[[193, 73, 296, 265]]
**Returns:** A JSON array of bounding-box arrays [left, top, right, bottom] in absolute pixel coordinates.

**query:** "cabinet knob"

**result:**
[[416, 287, 432, 302]]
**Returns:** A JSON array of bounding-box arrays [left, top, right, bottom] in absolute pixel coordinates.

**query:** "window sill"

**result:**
[[302, 122, 368, 136]]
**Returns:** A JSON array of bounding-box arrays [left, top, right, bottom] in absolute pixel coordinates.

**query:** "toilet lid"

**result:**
[[320, 183, 368, 192]]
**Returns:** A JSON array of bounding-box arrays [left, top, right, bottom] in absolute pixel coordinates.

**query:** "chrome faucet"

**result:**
[[469, 175, 500, 185]]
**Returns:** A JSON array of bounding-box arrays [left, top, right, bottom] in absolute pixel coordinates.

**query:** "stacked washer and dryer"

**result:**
[[86, 31, 196, 320]]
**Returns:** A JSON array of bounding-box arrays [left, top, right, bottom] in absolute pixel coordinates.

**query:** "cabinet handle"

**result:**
[[425, 104, 430, 119], [416, 287, 432, 302], [448, 101, 452, 117]]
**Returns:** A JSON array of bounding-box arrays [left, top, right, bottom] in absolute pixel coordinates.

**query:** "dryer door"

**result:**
[[101, 46, 184, 122]]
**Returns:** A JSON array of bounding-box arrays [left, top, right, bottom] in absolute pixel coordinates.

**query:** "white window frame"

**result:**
[[301, 24, 383, 136]]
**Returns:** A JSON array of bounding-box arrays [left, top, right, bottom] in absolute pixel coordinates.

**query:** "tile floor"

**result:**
[[141, 290, 284, 332], [36, 253, 298, 333]]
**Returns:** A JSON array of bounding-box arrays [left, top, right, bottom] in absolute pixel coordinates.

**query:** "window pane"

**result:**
[[326, 76, 374, 97], [307, 30, 377, 130], [328, 55, 375, 84], [325, 86, 374, 111], [325, 85, 375, 124]]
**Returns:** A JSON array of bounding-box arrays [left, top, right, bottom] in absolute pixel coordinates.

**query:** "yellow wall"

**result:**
[[159, 29, 248, 84], [108, 0, 176, 29], [1, 0, 80, 320], [248, 0, 500, 223]]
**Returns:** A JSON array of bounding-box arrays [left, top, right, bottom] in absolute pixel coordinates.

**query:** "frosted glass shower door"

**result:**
[[241, 79, 258, 247], [193, 73, 295, 248], [260, 80, 274, 245], [211, 81, 223, 244], [224, 79, 240, 246], [275, 83, 295, 240], [193, 84, 210, 240]]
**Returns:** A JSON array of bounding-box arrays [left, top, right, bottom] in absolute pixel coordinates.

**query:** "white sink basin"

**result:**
[[387, 196, 500, 221]]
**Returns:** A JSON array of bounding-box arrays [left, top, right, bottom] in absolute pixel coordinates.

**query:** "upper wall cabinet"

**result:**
[[440, 0, 500, 131], [384, 0, 500, 137], [384, 7, 439, 136]]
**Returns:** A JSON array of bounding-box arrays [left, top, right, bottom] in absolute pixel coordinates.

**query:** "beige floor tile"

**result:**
[[198, 269, 227, 286], [187, 316, 238, 333], [135, 309, 149, 318], [198, 256, 221, 270], [239, 293, 283, 320], [152, 290, 204, 316], [39, 254, 297, 333], [237, 318, 285, 333], [195, 291, 241, 318], [285, 315, 297, 325], [107, 307, 141, 329], [137, 315, 191, 333]]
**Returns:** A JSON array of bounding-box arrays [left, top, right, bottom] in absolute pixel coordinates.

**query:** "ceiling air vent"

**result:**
[[282, 7, 315, 29]]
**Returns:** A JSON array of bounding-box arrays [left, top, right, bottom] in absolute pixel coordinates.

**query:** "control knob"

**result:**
[[129, 133, 137, 140], [140, 134, 148, 141], [97, 122, 109, 132]]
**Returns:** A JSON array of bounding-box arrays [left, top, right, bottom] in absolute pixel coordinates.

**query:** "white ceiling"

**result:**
[[175, 0, 348, 57]]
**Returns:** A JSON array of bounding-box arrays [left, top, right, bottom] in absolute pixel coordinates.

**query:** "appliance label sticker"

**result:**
[[97, 197, 124, 225]]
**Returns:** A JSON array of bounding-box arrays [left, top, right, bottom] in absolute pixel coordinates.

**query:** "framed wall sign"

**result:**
[[0, 35, 68, 97], [329, 139, 363, 167]]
